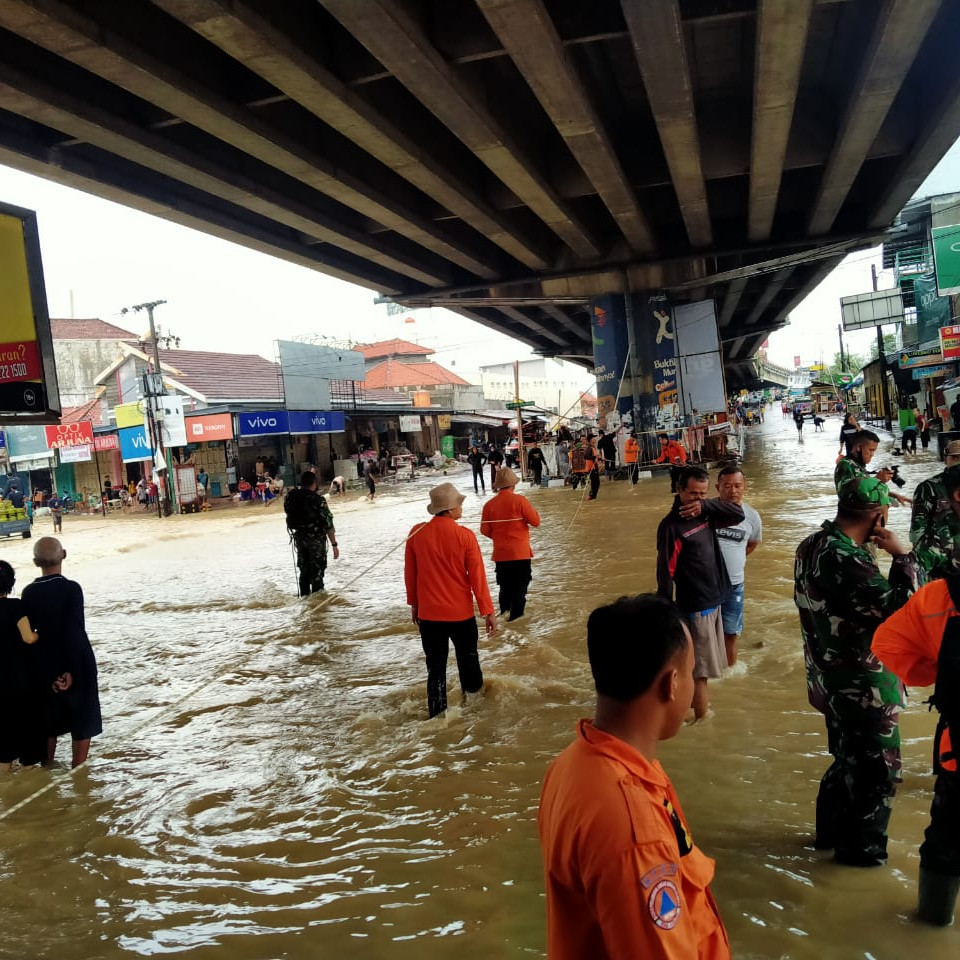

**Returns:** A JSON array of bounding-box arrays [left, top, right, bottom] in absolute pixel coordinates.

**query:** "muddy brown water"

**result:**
[[1, 414, 958, 959]]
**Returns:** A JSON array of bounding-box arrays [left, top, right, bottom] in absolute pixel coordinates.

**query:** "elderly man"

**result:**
[[405, 482, 496, 717], [480, 467, 541, 621], [795, 477, 920, 866], [21, 537, 102, 768], [911, 439, 960, 579]]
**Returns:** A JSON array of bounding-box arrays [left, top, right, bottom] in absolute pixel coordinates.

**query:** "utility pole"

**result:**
[[514, 360, 526, 479], [121, 300, 174, 516], [837, 323, 846, 373], [870, 264, 893, 432]]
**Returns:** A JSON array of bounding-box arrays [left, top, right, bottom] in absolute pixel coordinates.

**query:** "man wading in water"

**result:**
[[284, 471, 339, 596]]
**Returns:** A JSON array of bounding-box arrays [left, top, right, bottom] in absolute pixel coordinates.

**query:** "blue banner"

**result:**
[[287, 410, 345, 434], [589, 294, 631, 427], [238, 410, 288, 437], [119, 424, 151, 463]]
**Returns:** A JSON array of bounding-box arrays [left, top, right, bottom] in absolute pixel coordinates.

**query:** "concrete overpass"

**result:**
[[0, 0, 957, 367]]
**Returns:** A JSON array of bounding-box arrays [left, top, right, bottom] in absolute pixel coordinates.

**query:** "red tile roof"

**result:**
[[354, 338, 434, 360], [51, 318, 137, 340], [364, 359, 470, 388], [156, 349, 283, 402], [61, 397, 104, 426]]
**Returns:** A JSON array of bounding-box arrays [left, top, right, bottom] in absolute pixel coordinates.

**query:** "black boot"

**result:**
[[918, 868, 960, 926]]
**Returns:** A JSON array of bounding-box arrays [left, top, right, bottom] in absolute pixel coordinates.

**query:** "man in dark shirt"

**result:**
[[596, 430, 617, 478], [527, 442, 546, 486], [952, 397, 960, 431], [656, 466, 744, 719], [487, 444, 504, 490]]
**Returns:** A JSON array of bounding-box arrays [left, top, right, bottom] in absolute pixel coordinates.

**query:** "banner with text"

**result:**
[[941, 324, 960, 361], [119, 424, 151, 463], [932, 224, 960, 297], [44, 421, 93, 449], [399, 415, 422, 433], [589, 293, 632, 430], [186, 413, 233, 441]]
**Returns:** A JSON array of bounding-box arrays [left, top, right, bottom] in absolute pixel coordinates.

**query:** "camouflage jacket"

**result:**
[[834, 456, 868, 494], [794, 519, 920, 715], [909, 472, 960, 579], [284, 487, 334, 542]]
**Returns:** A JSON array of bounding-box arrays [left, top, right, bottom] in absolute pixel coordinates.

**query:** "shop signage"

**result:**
[[94, 433, 119, 452], [287, 410, 346, 435], [238, 410, 287, 437], [932, 224, 960, 297], [44, 420, 93, 449], [437, 415, 451, 430], [899, 346, 943, 369], [911, 364, 953, 380], [0, 431, 5, 448], [186, 412, 233, 441], [119, 424, 151, 463], [399, 415, 422, 433], [941, 324, 960, 361], [115, 400, 144, 429], [5, 423, 53, 462], [58, 444, 91, 463], [150, 394, 187, 448]]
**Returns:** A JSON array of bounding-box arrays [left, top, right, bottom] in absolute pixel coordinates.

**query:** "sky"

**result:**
[[2, 132, 960, 385]]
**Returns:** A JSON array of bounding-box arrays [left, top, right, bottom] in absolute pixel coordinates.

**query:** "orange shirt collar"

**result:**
[[577, 718, 669, 789]]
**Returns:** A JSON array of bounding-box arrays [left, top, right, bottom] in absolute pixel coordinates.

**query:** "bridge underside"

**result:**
[[0, 0, 958, 367]]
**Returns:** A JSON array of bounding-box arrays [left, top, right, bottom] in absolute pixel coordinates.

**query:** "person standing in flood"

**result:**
[[468, 445, 487, 494], [21, 538, 102, 768], [480, 468, 541, 622], [794, 477, 920, 866], [656, 466, 744, 720], [910, 446, 960, 580], [538, 594, 731, 959], [284, 471, 340, 596], [405, 482, 496, 718]]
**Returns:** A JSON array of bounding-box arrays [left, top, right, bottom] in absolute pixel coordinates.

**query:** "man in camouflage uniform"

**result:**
[[833, 429, 909, 506], [910, 440, 960, 579], [795, 476, 921, 866], [284, 471, 339, 596]]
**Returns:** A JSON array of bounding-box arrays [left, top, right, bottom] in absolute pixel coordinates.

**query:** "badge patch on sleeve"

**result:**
[[648, 878, 682, 930]]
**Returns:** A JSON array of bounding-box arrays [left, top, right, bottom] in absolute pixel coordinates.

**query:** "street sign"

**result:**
[[840, 288, 903, 331], [932, 224, 960, 296], [505, 400, 534, 409]]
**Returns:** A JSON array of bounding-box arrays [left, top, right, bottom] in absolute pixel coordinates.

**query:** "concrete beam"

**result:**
[[477, 0, 655, 255], [497, 305, 571, 348], [744, 268, 793, 326], [808, 0, 940, 235], [0, 0, 500, 281], [149, 0, 550, 273], [320, 0, 601, 261], [0, 65, 457, 289], [719, 277, 748, 329], [748, 0, 814, 242], [540, 302, 592, 345], [621, 0, 711, 248]]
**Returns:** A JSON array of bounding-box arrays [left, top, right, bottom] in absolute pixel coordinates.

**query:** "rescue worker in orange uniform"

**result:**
[[873, 574, 960, 925], [539, 594, 731, 959], [625, 430, 640, 486], [656, 434, 688, 493], [480, 467, 541, 621]]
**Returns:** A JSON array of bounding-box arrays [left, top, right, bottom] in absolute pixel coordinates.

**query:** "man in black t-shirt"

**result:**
[[527, 442, 546, 486]]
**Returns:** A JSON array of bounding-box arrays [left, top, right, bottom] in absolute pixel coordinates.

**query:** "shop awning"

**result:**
[[451, 414, 508, 428]]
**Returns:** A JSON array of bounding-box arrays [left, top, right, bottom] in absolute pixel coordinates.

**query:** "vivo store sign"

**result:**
[[238, 410, 345, 437]]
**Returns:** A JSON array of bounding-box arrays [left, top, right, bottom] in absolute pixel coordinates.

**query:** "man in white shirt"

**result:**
[[715, 465, 762, 666]]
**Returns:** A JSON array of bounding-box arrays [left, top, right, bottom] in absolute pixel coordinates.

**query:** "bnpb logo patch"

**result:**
[[648, 878, 681, 930]]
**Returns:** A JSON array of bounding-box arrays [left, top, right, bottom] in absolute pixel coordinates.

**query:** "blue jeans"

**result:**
[[720, 582, 745, 636]]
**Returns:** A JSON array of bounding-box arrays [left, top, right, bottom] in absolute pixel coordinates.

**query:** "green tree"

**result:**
[[868, 332, 898, 361], [828, 351, 864, 376]]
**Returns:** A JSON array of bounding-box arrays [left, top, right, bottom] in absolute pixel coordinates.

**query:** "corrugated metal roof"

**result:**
[[354, 338, 434, 360], [364, 359, 470, 388], [51, 318, 137, 340], [156, 348, 283, 402]]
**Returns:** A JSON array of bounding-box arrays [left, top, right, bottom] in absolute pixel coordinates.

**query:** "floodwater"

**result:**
[[1, 414, 958, 959]]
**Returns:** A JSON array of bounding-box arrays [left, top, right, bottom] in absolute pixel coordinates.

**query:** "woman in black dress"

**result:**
[[0, 559, 43, 768]]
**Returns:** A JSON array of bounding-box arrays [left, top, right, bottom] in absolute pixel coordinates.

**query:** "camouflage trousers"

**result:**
[[816, 702, 901, 863], [294, 534, 327, 596]]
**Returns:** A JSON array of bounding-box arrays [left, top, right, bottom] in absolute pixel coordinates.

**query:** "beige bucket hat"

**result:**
[[493, 467, 520, 490], [427, 482, 466, 515], [945, 439, 960, 459]]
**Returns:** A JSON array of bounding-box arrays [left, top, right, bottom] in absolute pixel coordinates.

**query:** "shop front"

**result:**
[[184, 411, 234, 497], [236, 410, 346, 486], [2, 424, 54, 499]]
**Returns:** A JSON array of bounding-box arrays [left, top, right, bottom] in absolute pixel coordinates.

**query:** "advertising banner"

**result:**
[[399, 415, 422, 433], [186, 413, 233, 441], [94, 434, 119, 452], [673, 300, 726, 416], [58, 444, 91, 463], [634, 294, 678, 435], [899, 345, 944, 368], [150, 395, 187, 448], [115, 400, 144, 429], [941, 324, 960, 361], [287, 410, 346, 434], [589, 294, 632, 428], [44, 421, 94, 449], [5, 424, 52, 462], [912, 364, 953, 380], [932, 224, 960, 296], [0, 203, 59, 420], [119, 424, 151, 463], [915, 273, 951, 346], [238, 410, 287, 436], [437, 414, 451, 430]]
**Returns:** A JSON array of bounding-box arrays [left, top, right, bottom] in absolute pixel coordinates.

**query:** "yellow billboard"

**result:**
[[0, 203, 59, 422], [115, 400, 146, 430]]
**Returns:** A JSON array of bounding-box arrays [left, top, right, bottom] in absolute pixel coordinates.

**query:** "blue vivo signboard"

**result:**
[[238, 410, 346, 437], [119, 424, 151, 462]]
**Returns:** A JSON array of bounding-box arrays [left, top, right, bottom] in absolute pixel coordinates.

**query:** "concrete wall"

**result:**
[[53, 338, 127, 406]]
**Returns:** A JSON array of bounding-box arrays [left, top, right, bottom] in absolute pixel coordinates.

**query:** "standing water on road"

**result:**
[[1, 414, 958, 959]]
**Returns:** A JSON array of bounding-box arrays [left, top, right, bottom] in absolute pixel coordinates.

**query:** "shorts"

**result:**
[[719, 582, 744, 636], [686, 607, 727, 679]]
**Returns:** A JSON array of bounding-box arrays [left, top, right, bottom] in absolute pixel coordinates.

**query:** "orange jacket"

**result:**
[[656, 441, 688, 466], [480, 489, 541, 561], [872, 579, 955, 769], [404, 516, 494, 621], [625, 436, 639, 464], [539, 720, 731, 960]]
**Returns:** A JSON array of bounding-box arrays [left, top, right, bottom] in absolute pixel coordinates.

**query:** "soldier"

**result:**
[[910, 440, 960, 579], [284, 471, 339, 596], [794, 476, 921, 866], [834, 430, 909, 508]]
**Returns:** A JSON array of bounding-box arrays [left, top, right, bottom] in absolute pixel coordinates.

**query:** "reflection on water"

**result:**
[[1, 415, 959, 958]]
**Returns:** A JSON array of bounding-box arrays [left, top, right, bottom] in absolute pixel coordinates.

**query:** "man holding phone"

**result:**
[[794, 476, 921, 866]]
